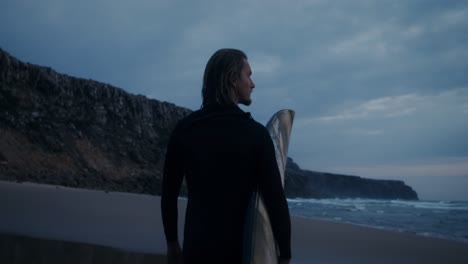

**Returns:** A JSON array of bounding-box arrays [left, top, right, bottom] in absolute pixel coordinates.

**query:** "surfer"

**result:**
[[161, 48, 291, 264]]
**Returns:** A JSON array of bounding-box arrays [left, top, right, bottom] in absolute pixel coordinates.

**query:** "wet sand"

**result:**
[[291, 216, 468, 264], [1, 181, 468, 264], [0, 233, 166, 264]]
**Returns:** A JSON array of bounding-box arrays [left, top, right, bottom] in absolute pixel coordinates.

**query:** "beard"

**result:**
[[238, 95, 252, 106]]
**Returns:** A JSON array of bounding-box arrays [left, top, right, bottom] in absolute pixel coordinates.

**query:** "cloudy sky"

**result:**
[[1, 0, 467, 200]]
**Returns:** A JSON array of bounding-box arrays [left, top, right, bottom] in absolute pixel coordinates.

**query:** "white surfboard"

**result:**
[[243, 109, 295, 264]]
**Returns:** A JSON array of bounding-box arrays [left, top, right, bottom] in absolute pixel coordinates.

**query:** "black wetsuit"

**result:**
[[161, 105, 291, 263]]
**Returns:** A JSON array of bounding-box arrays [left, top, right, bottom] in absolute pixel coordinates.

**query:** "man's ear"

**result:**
[[230, 76, 237, 89]]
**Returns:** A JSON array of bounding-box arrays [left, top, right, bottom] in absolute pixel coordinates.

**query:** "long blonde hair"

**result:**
[[201, 49, 247, 108]]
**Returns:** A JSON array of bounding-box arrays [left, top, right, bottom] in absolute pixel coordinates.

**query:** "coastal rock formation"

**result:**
[[0, 48, 191, 194], [285, 158, 419, 200], [0, 48, 419, 200]]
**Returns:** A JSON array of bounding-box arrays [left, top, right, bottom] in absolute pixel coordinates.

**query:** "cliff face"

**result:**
[[285, 158, 419, 200], [0, 48, 191, 194], [0, 48, 419, 200]]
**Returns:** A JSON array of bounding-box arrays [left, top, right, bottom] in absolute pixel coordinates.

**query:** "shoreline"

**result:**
[[300, 215, 468, 245], [1, 180, 468, 263]]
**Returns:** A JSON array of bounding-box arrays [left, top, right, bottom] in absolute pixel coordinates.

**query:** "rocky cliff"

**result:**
[[0, 48, 418, 199], [285, 158, 418, 200], [0, 48, 191, 194]]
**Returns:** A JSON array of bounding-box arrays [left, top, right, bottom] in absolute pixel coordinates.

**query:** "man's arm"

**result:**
[[166, 240, 183, 264], [161, 126, 185, 250], [257, 127, 292, 260]]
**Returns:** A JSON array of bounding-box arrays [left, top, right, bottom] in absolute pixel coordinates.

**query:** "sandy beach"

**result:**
[[1, 180, 468, 264], [0, 233, 166, 264]]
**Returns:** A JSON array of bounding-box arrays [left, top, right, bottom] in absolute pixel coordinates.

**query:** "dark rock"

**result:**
[[0, 47, 190, 195], [285, 158, 419, 200]]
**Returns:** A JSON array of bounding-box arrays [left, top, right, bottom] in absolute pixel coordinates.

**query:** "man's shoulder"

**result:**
[[248, 117, 267, 131], [181, 106, 253, 123], [173, 106, 268, 133], [177, 109, 202, 123]]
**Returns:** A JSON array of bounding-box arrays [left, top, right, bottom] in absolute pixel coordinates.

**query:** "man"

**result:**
[[161, 48, 291, 264]]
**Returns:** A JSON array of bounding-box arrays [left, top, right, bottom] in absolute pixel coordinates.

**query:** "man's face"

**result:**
[[232, 59, 255, 106]]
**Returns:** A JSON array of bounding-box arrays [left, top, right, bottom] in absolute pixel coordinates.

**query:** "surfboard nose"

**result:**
[[266, 109, 295, 187]]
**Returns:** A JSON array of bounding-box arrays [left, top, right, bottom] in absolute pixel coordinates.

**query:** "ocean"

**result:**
[[287, 198, 468, 243]]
